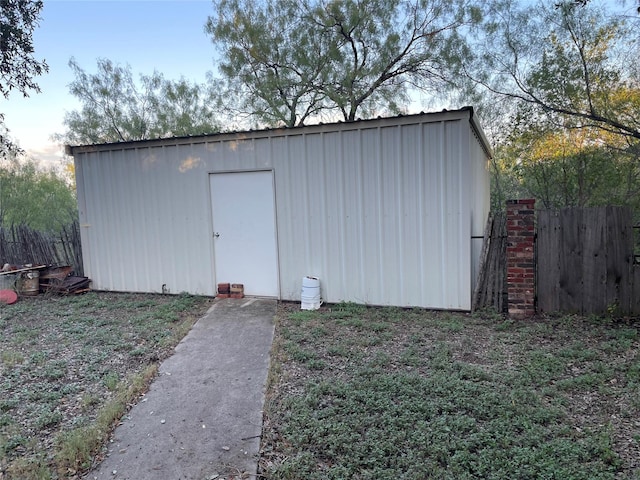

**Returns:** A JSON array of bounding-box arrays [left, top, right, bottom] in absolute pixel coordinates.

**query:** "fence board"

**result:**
[[559, 209, 584, 313], [491, 214, 507, 312], [633, 266, 640, 315], [472, 216, 493, 311], [581, 207, 607, 313], [472, 212, 507, 312], [605, 207, 633, 313], [536, 210, 561, 313]]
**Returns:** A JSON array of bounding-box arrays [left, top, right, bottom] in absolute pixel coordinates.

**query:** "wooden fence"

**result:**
[[537, 206, 638, 316], [0, 221, 83, 276], [474, 205, 639, 316], [472, 212, 507, 312]]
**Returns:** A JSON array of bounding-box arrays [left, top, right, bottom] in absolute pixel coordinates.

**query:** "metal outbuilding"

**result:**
[[67, 107, 491, 310]]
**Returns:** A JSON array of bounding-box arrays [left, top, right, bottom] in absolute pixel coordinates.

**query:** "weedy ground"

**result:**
[[260, 303, 640, 480], [0, 291, 213, 479], [3, 295, 639, 479]]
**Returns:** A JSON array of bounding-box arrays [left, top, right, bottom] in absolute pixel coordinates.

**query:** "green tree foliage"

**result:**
[[311, 0, 480, 122], [207, 0, 480, 126], [464, 1, 640, 219], [468, 0, 639, 142], [0, 156, 77, 231], [59, 58, 220, 145], [491, 115, 640, 213], [206, 0, 329, 127], [0, 0, 48, 154]]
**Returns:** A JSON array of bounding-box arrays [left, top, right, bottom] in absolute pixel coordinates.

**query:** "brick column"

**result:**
[[506, 199, 536, 318]]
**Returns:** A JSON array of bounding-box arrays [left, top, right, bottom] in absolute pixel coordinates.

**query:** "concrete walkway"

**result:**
[[86, 298, 277, 480]]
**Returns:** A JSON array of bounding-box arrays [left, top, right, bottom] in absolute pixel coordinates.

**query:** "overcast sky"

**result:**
[[0, 0, 216, 165]]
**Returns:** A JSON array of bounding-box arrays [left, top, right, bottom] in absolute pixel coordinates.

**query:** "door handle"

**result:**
[[214, 232, 220, 238]]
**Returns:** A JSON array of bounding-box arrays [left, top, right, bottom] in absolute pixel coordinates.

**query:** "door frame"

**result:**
[[207, 169, 281, 298]]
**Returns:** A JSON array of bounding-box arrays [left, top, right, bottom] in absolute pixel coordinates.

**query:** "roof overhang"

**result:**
[[66, 106, 493, 159]]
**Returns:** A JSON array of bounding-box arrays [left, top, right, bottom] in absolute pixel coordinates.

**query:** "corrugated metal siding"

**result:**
[[73, 110, 490, 309], [469, 126, 492, 294], [76, 144, 216, 295]]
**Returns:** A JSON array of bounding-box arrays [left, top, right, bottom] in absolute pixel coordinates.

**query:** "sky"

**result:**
[[2, 0, 633, 168], [0, 0, 217, 166]]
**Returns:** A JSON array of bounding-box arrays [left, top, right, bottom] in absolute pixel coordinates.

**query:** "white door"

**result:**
[[210, 171, 279, 297]]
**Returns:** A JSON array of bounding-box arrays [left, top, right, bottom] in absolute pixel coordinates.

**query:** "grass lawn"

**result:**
[[260, 303, 640, 479], [0, 291, 213, 479], [2, 294, 639, 479]]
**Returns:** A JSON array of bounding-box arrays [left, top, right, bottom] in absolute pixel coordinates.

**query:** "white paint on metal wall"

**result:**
[[469, 125, 492, 293], [71, 109, 490, 310]]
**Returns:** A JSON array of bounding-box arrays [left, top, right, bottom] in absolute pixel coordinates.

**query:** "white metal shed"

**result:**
[[68, 107, 491, 310]]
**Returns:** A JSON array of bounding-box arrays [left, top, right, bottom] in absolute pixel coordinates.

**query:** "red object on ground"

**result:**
[[0, 289, 18, 305]]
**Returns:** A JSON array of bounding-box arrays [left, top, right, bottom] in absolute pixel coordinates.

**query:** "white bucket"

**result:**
[[301, 276, 322, 310]]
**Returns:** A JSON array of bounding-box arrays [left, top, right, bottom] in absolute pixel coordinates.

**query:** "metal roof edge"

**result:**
[[66, 107, 488, 156], [465, 106, 494, 159]]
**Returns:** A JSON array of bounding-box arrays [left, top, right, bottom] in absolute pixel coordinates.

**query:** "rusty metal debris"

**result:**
[[44, 275, 91, 294], [0, 264, 91, 296]]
